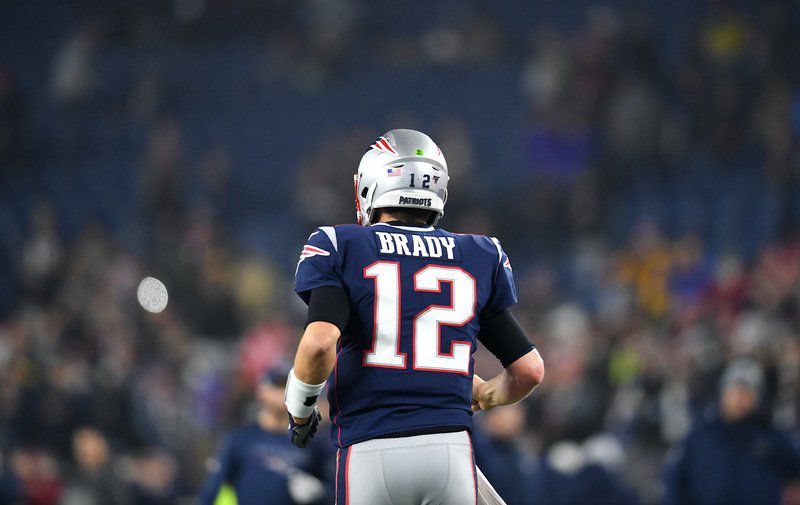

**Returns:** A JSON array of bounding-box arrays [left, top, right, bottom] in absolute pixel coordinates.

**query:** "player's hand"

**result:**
[[472, 375, 488, 412], [288, 406, 322, 448], [471, 375, 497, 412]]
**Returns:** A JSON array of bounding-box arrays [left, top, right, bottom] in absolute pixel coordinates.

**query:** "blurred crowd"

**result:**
[[1, 0, 800, 504]]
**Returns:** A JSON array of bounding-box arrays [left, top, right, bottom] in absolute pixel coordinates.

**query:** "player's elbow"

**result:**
[[511, 348, 545, 390], [300, 321, 341, 360], [531, 351, 545, 386]]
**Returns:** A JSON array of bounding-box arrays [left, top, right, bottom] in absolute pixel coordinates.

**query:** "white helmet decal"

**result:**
[[369, 136, 399, 156], [354, 129, 449, 226]]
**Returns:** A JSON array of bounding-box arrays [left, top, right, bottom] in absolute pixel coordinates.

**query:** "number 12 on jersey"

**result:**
[[363, 261, 476, 375]]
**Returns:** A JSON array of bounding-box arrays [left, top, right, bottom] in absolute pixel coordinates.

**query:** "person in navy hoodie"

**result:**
[[199, 365, 329, 505], [472, 404, 538, 505], [664, 359, 800, 505], [529, 436, 638, 505]]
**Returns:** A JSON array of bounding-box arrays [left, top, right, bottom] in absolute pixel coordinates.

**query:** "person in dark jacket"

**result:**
[[664, 359, 800, 505], [198, 365, 330, 505], [530, 436, 638, 505], [472, 404, 538, 505], [60, 427, 130, 505]]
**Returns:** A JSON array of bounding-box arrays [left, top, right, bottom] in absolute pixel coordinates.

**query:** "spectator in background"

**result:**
[[198, 365, 328, 505], [49, 23, 97, 107], [664, 359, 800, 505], [668, 234, 711, 315], [10, 448, 61, 505], [141, 117, 185, 233], [576, 435, 638, 505], [60, 427, 129, 505], [617, 221, 671, 319], [531, 436, 637, 505], [21, 203, 62, 305], [473, 404, 537, 505], [0, 448, 21, 504], [127, 448, 180, 505]]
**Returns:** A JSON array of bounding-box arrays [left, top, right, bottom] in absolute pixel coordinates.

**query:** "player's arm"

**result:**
[[293, 284, 349, 387], [473, 309, 544, 411], [472, 238, 544, 410], [287, 228, 347, 446], [472, 350, 544, 411], [285, 285, 349, 447], [293, 320, 341, 388], [289, 286, 349, 416]]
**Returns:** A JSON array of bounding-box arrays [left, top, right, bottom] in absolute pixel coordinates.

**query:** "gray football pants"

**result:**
[[335, 431, 477, 505]]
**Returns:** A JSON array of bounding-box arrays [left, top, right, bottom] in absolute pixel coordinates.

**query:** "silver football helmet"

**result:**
[[354, 129, 449, 226]]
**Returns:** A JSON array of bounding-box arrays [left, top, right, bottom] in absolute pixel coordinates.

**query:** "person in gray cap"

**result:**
[[719, 358, 764, 423], [664, 358, 800, 505]]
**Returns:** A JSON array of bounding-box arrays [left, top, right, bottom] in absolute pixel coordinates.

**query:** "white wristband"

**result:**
[[285, 368, 326, 419]]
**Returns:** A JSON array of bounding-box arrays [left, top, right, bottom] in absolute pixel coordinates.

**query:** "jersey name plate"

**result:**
[[374, 231, 459, 260]]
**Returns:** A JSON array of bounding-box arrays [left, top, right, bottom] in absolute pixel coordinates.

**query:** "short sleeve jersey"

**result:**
[[294, 223, 517, 448]]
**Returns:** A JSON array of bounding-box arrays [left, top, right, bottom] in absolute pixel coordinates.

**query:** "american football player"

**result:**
[[286, 129, 544, 504]]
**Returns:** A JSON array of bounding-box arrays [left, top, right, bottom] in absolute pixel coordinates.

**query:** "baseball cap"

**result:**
[[721, 358, 763, 393], [260, 362, 292, 387]]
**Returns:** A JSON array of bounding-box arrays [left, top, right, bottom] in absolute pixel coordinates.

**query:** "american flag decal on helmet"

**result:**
[[369, 137, 398, 155]]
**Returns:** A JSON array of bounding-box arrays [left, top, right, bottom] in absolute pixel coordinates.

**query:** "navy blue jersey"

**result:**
[[294, 223, 517, 448]]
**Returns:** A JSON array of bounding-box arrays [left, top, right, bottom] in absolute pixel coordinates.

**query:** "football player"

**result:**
[[286, 129, 544, 504]]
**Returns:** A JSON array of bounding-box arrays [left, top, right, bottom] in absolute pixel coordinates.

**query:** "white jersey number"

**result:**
[[363, 262, 476, 374]]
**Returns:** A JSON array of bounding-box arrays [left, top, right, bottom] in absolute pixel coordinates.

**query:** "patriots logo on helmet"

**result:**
[[369, 136, 398, 155], [503, 257, 512, 270]]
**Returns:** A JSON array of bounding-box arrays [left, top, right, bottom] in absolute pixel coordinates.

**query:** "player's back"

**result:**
[[295, 222, 516, 448]]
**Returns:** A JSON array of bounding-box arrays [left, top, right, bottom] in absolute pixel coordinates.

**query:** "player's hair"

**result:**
[[376, 207, 438, 226]]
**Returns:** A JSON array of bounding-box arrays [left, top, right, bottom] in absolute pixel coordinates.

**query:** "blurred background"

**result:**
[[1, 0, 800, 504]]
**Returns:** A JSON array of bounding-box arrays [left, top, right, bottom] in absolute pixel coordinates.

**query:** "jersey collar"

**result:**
[[372, 222, 435, 232]]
